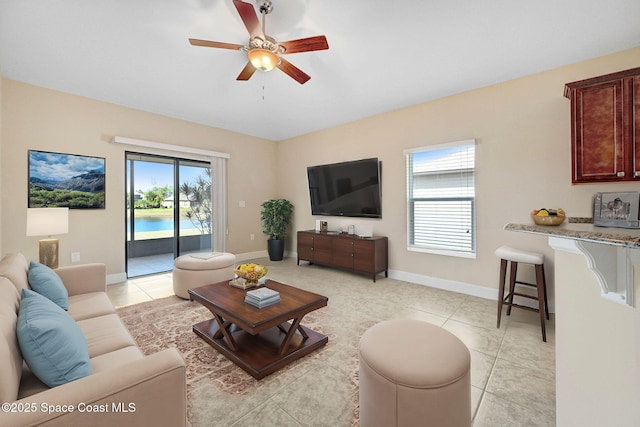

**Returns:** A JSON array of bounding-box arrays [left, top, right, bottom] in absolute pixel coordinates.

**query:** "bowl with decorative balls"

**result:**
[[234, 263, 268, 284], [531, 208, 566, 226]]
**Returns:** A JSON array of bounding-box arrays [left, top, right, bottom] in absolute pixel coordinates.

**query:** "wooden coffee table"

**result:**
[[188, 279, 328, 379]]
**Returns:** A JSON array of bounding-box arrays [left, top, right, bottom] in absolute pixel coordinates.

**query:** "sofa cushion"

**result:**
[[76, 314, 138, 358], [16, 365, 48, 399], [90, 345, 143, 374], [0, 277, 22, 403], [17, 289, 92, 387], [28, 261, 69, 310], [68, 292, 116, 321], [18, 346, 145, 400], [0, 253, 30, 294]]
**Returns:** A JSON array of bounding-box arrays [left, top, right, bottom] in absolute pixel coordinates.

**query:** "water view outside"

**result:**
[[134, 216, 197, 232], [126, 158, 211, 242], [129, 210, 203, 240]]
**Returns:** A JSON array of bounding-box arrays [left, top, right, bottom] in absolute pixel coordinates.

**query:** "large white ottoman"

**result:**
[[172, 252, 236, 299], [359, 319, 471, 427]]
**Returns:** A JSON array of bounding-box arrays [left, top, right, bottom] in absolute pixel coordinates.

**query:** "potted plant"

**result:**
[[260, 199, 294, 261]]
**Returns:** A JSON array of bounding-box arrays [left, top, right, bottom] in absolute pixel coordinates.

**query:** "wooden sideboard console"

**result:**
[[296, 230, 388, 282]]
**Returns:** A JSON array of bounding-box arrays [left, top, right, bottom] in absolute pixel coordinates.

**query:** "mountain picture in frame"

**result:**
[[28, 150, 106, 209]]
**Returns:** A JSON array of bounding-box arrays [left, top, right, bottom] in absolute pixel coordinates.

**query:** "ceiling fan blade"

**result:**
[[233, 0, 263, 39], [277, 57, 311, 84], [236, 62, 257, 81], [279, 35, 329, 54], [189, 38, 244, 50]]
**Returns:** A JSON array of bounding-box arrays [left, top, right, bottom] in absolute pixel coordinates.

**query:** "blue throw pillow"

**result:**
[[28, 261, 68, 310], [17, 289, 91, 387]]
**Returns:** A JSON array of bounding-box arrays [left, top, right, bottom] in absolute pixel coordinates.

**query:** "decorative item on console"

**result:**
[[315, 221, 375, 238], [354, 224, 373, 238], [593, 192, 640, 228]]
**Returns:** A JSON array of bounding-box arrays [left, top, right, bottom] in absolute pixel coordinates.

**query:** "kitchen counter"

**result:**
[[504, 220, 640, 248], [506, 218, 640, 426], [505, 219, 637, 306]]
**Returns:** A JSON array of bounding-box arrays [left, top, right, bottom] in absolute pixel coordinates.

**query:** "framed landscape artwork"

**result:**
[[28, 150, 106, 209]]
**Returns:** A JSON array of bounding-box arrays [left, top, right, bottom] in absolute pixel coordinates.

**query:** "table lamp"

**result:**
[[26, 207, 69, 269]]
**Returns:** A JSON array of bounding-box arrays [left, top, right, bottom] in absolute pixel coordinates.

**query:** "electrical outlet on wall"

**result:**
[[71, 252, 80, 262]]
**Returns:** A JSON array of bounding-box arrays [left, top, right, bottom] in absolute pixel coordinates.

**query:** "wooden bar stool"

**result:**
[[495, 246, 550, 342]]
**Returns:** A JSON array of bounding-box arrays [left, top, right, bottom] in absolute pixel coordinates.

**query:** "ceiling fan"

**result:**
[[189, 0, 329, 85]]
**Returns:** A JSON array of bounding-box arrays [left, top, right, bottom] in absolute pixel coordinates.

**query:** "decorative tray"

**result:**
[[229, 277, 266, 290]]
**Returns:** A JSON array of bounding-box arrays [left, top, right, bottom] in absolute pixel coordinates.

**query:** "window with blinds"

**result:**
[[405, 140, 476, 258]]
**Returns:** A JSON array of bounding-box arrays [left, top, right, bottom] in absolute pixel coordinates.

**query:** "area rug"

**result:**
[[116, 296, 361, 426]]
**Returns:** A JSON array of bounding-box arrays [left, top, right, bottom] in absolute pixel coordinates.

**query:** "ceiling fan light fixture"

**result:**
[[189, 0, 328, 84], [248, 48, 278, 72]]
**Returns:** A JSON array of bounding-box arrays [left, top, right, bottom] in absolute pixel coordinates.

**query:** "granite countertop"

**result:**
[[505, 218, 640, 248]]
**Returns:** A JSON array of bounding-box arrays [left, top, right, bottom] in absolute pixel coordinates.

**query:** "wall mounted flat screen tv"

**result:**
[[307, 158, 382, 218]]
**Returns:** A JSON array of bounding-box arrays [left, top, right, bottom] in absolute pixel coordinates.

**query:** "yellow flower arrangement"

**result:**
[[234, 263, 268, 284]]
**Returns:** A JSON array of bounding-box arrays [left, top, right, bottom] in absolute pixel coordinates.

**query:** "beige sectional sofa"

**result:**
[[0, 253, 187, 426]]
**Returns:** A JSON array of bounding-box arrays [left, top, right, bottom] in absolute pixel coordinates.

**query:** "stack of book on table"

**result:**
[[244, 287, 281, 308]]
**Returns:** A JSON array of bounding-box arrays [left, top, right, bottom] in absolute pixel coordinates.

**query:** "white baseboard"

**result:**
[[107, 272, 127, 285], [107, 250, 269, 285], [389, 269, 499, 301], [108, 252, 551, 311], [389, 269, 552, 312], [235, 250, 268, 262], [291, 250, 500, 302]]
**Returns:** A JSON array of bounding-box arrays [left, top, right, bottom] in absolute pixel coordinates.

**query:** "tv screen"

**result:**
[[307, 158, 382, 218]]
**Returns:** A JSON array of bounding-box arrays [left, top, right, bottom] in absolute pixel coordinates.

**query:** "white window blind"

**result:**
[[405, 140, 476, 257]]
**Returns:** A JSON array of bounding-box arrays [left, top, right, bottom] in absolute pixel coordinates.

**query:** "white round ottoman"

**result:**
[[172, 252, 236, 299], [359, 319, 471, 427]]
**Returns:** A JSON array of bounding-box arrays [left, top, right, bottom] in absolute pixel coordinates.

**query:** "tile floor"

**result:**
[[126, 250, 206, 278], [126, 252, 174, 278], [107, 257, 556, 426]]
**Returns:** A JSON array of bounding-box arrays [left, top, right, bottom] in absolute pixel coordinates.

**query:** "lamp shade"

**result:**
[[248, 48, 278, 72], [26, 208, 69, 237]]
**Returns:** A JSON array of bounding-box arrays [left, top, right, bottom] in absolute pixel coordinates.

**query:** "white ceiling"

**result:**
[[1, 0, 639, 141]]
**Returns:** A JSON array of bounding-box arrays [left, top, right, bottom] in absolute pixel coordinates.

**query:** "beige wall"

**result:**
[[0, 71, 3, 256], [277, 46, 640, 304], [2, 47, 639, 291], [0, 80, 276, 278]]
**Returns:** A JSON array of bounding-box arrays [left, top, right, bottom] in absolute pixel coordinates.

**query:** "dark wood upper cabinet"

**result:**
[[564, 67, 640, 183]]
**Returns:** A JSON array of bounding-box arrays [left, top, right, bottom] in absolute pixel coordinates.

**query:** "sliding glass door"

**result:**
[[178, 161, 213, 258], [126, 153, 212, 277]]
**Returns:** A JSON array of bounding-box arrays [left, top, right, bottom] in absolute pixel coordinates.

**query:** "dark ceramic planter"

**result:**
[[267, 239, 285, 261]]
